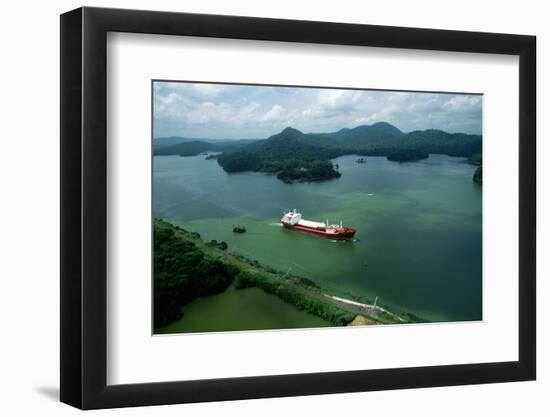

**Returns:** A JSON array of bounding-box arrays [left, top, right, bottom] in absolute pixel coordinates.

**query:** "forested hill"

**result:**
[[216, 127, 342, 182], [295, 122, 481, 156], [228, 127, 342, 164], [215, 122, 481, 182], [302, 121, 405, 149]]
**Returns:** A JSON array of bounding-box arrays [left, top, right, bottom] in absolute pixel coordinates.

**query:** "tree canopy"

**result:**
[[473, 166, 482, 185], [154, 221, 236, 328]]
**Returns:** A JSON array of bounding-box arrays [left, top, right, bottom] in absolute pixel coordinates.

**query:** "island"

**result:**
[[468, 153, 482, 185], [276, 159, 341, 183], [154, 219, 411, 330], [212, 122, 482, 183], [473, 166, 482, 185], [232, 225, 247, 233], [386, 149, 429, 162]]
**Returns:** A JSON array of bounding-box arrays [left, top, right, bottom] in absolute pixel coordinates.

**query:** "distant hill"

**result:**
[[217, 127, 341, 171], [303, 122, 405, 149], [402, 129, 481, 157], [216, 122, 482, 183], [153, 136, 192, 150], [154, 138, 260, 156], [154, 140, 223, 156], [293, 122, 481, 157], [217, 127, 341, 182]]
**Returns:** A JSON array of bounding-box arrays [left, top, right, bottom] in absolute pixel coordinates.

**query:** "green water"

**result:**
[[157, 285, 331, 334], [154, 154, 482, 323]]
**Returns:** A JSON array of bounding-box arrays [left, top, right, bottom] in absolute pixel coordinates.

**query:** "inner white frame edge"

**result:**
[[106, 32, 519, 385]]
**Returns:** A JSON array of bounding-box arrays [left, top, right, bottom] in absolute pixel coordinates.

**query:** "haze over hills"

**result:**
[[154, 140, 224, 156], [153, 136, 196, 150]]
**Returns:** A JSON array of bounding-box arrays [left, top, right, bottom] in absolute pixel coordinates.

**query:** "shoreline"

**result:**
[[154, 219, 414, 331]]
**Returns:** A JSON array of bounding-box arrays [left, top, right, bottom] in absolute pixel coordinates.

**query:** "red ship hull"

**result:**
[[282, 223, 356, 240]]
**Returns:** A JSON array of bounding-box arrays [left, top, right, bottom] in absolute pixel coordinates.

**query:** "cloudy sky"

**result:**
[[153, 81, 482, 139]]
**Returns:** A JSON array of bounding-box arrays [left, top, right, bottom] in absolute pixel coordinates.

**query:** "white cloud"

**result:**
[[443, 95, 482, 111], [190, 83, 225, 97], [153, 82, 482, 139], [260, 104, 288, 122]]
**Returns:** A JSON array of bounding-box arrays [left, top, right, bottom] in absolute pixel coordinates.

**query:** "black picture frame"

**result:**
[[60, 6, 536, 410]]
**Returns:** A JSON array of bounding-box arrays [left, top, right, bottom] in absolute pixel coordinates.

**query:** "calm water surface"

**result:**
[[154, 154, 482, 323], [157, 286, 331, 334]]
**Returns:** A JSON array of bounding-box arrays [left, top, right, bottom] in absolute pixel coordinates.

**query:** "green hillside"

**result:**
[[216, 122, 482, 182], [217, 128, 342, 182]]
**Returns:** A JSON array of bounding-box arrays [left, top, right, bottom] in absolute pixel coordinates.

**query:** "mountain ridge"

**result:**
[[214, 121, 481, 183]]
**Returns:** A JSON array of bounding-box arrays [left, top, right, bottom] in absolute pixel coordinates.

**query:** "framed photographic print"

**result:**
[[60, 7, 536, 409]]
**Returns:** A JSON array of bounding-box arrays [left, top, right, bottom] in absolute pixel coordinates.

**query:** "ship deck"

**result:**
[[297, 219, 326, 228]]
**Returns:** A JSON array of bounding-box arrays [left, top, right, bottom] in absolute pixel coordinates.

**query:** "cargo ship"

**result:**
[[281, 209, 356, 240]]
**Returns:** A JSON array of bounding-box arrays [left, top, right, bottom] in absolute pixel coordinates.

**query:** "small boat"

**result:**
[[280, 209, 356, 240]]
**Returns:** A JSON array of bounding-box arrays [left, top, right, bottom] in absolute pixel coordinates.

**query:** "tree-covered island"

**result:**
[[473, 166, 482, 185], [386, 149, 429, 162], [467, 152, 482, 185]]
